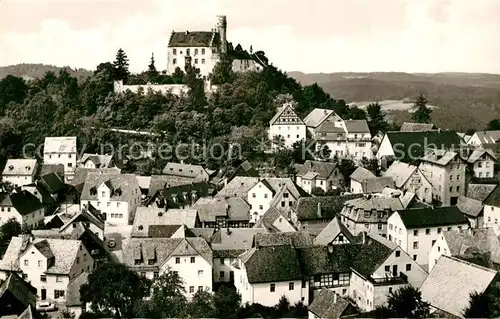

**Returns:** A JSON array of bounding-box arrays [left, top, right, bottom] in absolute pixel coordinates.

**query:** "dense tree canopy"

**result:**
[[411, 93, 432, 123]]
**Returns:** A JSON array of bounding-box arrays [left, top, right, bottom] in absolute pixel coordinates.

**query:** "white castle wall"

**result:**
[[113, 80, 218, 96]]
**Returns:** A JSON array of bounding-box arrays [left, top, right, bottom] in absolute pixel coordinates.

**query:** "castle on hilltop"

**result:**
[[166, 15, 268, 78]]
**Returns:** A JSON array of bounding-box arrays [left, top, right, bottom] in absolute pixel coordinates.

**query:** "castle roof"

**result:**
[[168, 31, 220, 47]]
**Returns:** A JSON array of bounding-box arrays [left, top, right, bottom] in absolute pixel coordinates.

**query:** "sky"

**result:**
[[1, 0, 500, 74]]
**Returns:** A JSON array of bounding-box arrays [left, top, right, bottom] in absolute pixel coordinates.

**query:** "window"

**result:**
[[24, 260, 28, 266], [252, 193, 256, 198], [457, 175, 460, 180], [56, 276, 62, 282], [189, 286, 194, 293], [194, 58, 198, 64], [289, 282, 294, 290], [447, 226, 452, 231], [457, 186, 460, 192], [426, 229, 430, 235], [450, 175, 453, 181], [140, 272, 146, 277], [107, 202, 111, 207], [173, 49, 177, 55], [175, 257, 180, 264], [220, 271, 225, 278], [201, 58, 205, 64], [198, 270, 203, 276], [413, 241, 419, 249], [385, 266, 390, 272], [154, 272, 159, 278], [478, 162, 483, 168], [40, 275, 47, 282], [201, 48, 205, 54], [190, 257, 195, 263], [413, 255, 417, 261], [76, 257, 80, 264], [186, 49, 190, 55], [413, 230, 418, 236], [195, 48, 199, 55], [264, 194, 268, 199], [432, 240, 436, 246], [38, 260, 42, 267], [54, 290, 65, 299], [437, 227, 442, 234], [173, 58, 177, 64], [259, 205, 263, 210], [378, 224, 383, 230], [396, 250, 401, 257], [198, 286, 203, 292], [220, 258, 225, 265], [270, 283, 276, 292]]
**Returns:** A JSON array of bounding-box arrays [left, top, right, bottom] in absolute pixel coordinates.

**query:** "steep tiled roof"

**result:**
[[70, 167, 121, 188], [0, 236, 25, 271], [39, 172, 65, 194], [253, 232, 313, 249], [467, 149, 497, 163], [2, 159, 37, 176], [383, 161, 417, 188], [397, 206, 469, 228], [191, 196, 250, 223], [226, 160, 259, 182], [303, 109, 336, 128], [33, 240, 54, 259], [162, 162, 209, 179], [148, 175, 197, 197], [135, 176, 151, 190], [420, 255, 497, 318], [316, 122, 345, 134], [421, 150, 461, 166], [80, 172, 139, 202], [163, 209, 199, 228], [0, 273, 37, 310], [211, 228, 266, 258], [350, 167, 375, 182], [351, 233, 397, 278], [313, 216, 355, 246], [27, 238, 81, 275], [457, 196, 483, 217], [43, 136, 77, 153], [147, 225, 185, 238], [296, 160, 338, 179], [37, 164, 65, 179], [60, 207, 105, 233], [483, 185, 500, 207], [384, 131, 462, 163], [344, 120, 370, 133], [169, 31, 218, 47], [148, 181, 215, 208], [443, 228, 500, 264], [363, 176, 395, 194], [400, 122, 437, 132], [253, 207, 292, 232], [472, 130, 500, 144], [79, 154, 113, 168], [216, 176, 259, 197], [240, 245, 303, 284], [66, 271, 88, 306], [308, 288, 354, 319], [131, 207, 172, 237], [269, 103, 304, 125], [294, 195, 363, 221], [299, 244, 361, 276], [1, 191, 44, 215], [467, 184, 497, 201]]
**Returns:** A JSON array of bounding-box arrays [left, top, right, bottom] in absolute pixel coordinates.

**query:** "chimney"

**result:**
[[362, 232, 366, 244], [333, 292, 338, 303], [317, 202, 322, 218], [226, 228, 231, 236]]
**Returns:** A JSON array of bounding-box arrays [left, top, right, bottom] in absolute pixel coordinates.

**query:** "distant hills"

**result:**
[[0, 63, 92, 80], [289, 72, 500, 131]]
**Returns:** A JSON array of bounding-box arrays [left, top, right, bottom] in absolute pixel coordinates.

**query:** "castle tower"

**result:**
[[216, 15, 227, 54]]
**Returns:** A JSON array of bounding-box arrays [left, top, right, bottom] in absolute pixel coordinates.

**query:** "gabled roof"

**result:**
[[2, 159, 37, 177], [350, 167, 375, 182], [315, 122, 346, 134], [363, 176, 395, 194], [168, 30, 219, 47], [253, 232, 313, 249], [344, 120, 370, 133], [269, 103, 304, 125], [216, 176, 260, 197], [0, 191, 44, 215], [313, 216, 355, 246], [131, 207, 171, 237], [421, 150, 462, 166], [39, 172, 65, 194], [443, 228, 500, 264], [467, 184, 497, 201], [239, 245, 303, 284], [351, 233, 397, 278], [343, 196, 405, 223], [162, 162, 210, 179], [163, 209, 199, 228], [471, 130, 500, 145], [457, 196, 483, 217], [467, 149, 497, 163], [226, 160, 259, 182], [148, 181, 215, 208], [80, 173, 139, 202], [400, 122, 437, 132], [33, 240, 54, 259], [308, 288, 355, 319], [190, 196, 250, 223], [23, 238, 82, 275], [59, 207, 105, 233], [294, 195, 363, 221], [296, 160, 338, 179], [66, 271, 88, 307], [383, 131, 462, 163], [70, 167, 121, 188], [17, 305, 43, 319], [383, 161, 418, 188], [420, 255, 497, 318], [299, 244, 361, 276], [483, 185, 500, 207], [0, 236, 26, 271], [79, 154, 113, 168], [396, 206, 469, 229], [43, 136, 77, 154], [253, 206, 291, 232], [0, 273, 37, 310], [303, 108, 336, 128], [211, 228, 266, 258]]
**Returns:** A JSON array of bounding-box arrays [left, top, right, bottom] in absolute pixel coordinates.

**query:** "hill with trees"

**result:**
[[0, 63, 92, 81]]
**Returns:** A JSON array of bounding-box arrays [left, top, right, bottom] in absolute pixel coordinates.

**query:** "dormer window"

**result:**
[[8, 165, 14, 171], [90, 187, 97, 196], [148, 259, 156, 265], [134, 259, 141, 265], [170, 168, 174, 171], [179, 168, 183, 172]]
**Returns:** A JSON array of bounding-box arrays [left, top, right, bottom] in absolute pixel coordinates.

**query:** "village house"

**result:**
[[313, 216, 355, 246], [481, 185, 500, 235], [191, 196, 250, 228], [420, 255, 498, 318], [123, 237, 213, 297], [223, 160, 259, 185], [292, 195, 362, 235], [383, 161, 432, 203], [314, 123, 348, 157], [295, 160, 342, 194], [376, 130, 462, 165], [350, 167, 395, 194], [340, 193, 412, 237], [467, 149, 496, 178], [308, 288, 358, 319], [22, 172, 65, 214], [456, 195, 484, 228], [303, 108, 344, 136], [0, 236, 94, 303], [348, 233, 428, 312], [428, 228, 500, 272], [233, 244, 309, 307], [162, 162, 212, 181], [43, 137, 77, 182], [80, 172, 141, 225], [467, 130, 500, 147], [418, 149, 467, 206], [58, 206, 105, 240], [0, 273, 37, 318], [344, 120, 372, 159], [268, 102, 307, 149], [0, 190, 45, 228], [387, 206, 470, 268], [253, 207, 296, 233], [211, 227, 267, 283], [146, 181, 215, 209], [1, 159, 38, 187], [77, 153, 114, 169]]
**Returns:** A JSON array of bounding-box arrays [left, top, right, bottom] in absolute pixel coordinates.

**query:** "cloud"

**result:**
[[0, 0, 499, 73]]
